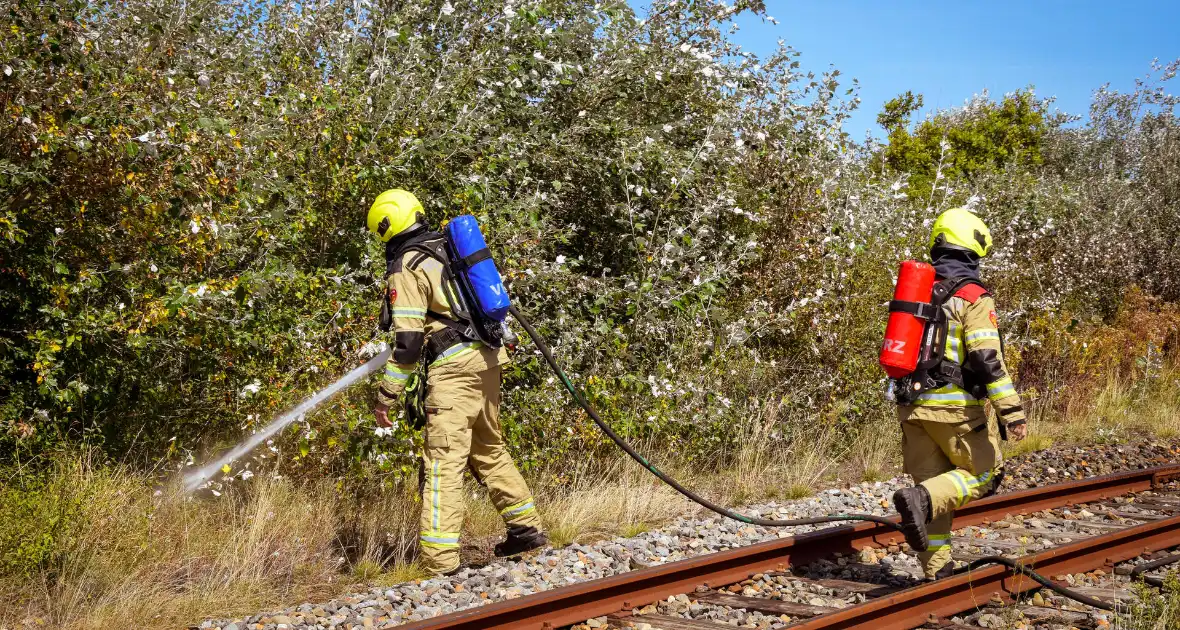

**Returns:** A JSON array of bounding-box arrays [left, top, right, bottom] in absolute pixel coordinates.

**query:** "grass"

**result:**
[[1002, 431, 1055, 458], [1120, 572, 1180, 630], [0, 417, 842, 630], [846, 420, 903, 484], [0, 455, 344, 630], [5, 364, 1180, 630], [1011, 365, 1180, 453]]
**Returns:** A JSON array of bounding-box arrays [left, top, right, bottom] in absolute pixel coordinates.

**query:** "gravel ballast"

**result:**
[[200, 439, 1180, 630]]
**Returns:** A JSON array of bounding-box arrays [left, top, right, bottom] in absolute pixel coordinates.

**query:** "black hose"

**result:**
[[511, 304, 904, 530], [959, 555, 1126, 612], [508, 304, 1146, 613], [1130, 553, 1180, 588]]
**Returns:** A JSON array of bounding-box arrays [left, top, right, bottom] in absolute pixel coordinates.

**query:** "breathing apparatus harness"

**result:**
[[379, 228, 511, 351], [884, 273, 1011, 442], [890, 276, 990, 405]]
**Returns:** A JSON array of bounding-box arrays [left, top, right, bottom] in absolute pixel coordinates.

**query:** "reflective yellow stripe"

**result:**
[[987, 377, 1016, 401], [967, 469, 995, 490], [431, 460, 441, 532], [420, 530, 460, 548], [391, 307, 427, 319], [946, 469, 996, 507], [928, 534, 951, 549], [947, 470, 971, 506], [945, 322, 964, 363], [384, 364, 415, 382], [430, 341, 481, 367], [500, 498, 536, 519], [965, 329, 1000, 347], [915, 384, 984, 407]]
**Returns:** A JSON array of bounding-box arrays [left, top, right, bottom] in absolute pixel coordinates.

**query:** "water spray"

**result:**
[[182, 347, 392, 493]]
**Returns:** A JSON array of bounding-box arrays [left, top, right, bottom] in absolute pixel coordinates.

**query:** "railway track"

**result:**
[[398, 463, 1180, 630]]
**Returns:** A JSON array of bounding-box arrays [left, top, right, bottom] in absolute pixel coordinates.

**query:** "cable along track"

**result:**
[[396, 463, 1180, 630]]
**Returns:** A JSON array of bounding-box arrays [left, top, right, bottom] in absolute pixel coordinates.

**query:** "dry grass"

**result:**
[[845, 419, 903, 484], [8, 369, 1179, 630], [2, 422, 842, 630], [0, 452, 445, 630], [1017, 365, 1180, 449], [0, 455, 346, 630], [725, 405, 833, 505], [1002, 430, 1055, 458]]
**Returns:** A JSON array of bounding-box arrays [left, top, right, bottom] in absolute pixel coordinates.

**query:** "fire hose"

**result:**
[[508, 305, 1171, 612]]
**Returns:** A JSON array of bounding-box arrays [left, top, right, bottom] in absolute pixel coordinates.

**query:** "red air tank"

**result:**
[[880, 260, 936, 378]]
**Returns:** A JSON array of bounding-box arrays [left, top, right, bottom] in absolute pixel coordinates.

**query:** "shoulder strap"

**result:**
[[386, 232, 447, 276], [383, 232, 479, 339], [931, 277, 987, 306], [953, 282, 990, 304]]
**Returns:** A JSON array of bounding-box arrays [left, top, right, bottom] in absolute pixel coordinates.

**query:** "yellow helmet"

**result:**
[[367, 189, 423, 242], [929, 207, 992, 258]]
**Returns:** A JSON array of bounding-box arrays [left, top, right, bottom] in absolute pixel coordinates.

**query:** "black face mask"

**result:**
[[930, 246, 981, 281]]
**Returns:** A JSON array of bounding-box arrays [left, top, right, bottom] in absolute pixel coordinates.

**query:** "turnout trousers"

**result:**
[[900, 406, 1004, 578], [419, 363, 542, 575]]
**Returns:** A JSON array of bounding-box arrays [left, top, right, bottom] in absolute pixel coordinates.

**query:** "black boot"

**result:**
[[494, 525, 548, 558], [929, 561, 956, 581], [892, 485, 932, 552]]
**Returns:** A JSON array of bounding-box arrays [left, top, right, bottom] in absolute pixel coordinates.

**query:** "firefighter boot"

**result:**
[[494, 524, 549, 557], [930, 561, 956, 581], [893, 485, 933, 552]]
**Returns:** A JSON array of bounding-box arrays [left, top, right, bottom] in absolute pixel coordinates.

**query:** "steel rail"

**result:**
[[397, 463, 1180, 630], [788, 512, 1180, 630]]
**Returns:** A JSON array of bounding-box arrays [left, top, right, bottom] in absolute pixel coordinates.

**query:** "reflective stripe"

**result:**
[[391, 307, 427, 319], [946, 337, 962, 363], [928, 534, 951, 549], [913, 397, 984, 407], [916, 389, 982, 401], [420, 531, 460, 548], [968, 470, 993, 489], [421, 540, 460, 550], [431, 460, 441, 532], [915, 384, 983, 407], [987, 377, 1017, 401], [947, 470, 971, 505], [944, 321, 964, 363], [384, 366, 414, 382], [946, 469, 995, 507], [501, 499, 536, 519], [430, 341, 481, 367], [965, 329, 1000, 346]]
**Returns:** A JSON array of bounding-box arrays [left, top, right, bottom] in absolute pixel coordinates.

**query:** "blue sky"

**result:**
[[709, 1, 1180, 138]]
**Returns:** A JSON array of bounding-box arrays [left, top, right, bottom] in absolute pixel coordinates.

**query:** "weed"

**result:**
[[1003, 432, 1054, 458], [1119, 572, 1180, 629], [621, 522, 652, 538], [783, 484, 815, 500]]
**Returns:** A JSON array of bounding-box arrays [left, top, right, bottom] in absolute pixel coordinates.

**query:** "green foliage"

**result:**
[[0, 0, 863, 476], [876, 90, 924, 133], [0, 0, 1179, 488], [877, 89, 1048, 197], [1121, 573, 1180, 629], [0, 470, 62, 576]]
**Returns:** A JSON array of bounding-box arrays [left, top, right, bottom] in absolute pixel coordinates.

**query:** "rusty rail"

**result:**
[[398, 463, 1180, 630], [788, 513, 1180, 629]]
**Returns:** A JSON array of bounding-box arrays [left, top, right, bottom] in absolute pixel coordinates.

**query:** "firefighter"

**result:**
[[367, 189, 547, 576], [891, 207, 1028, 580]]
